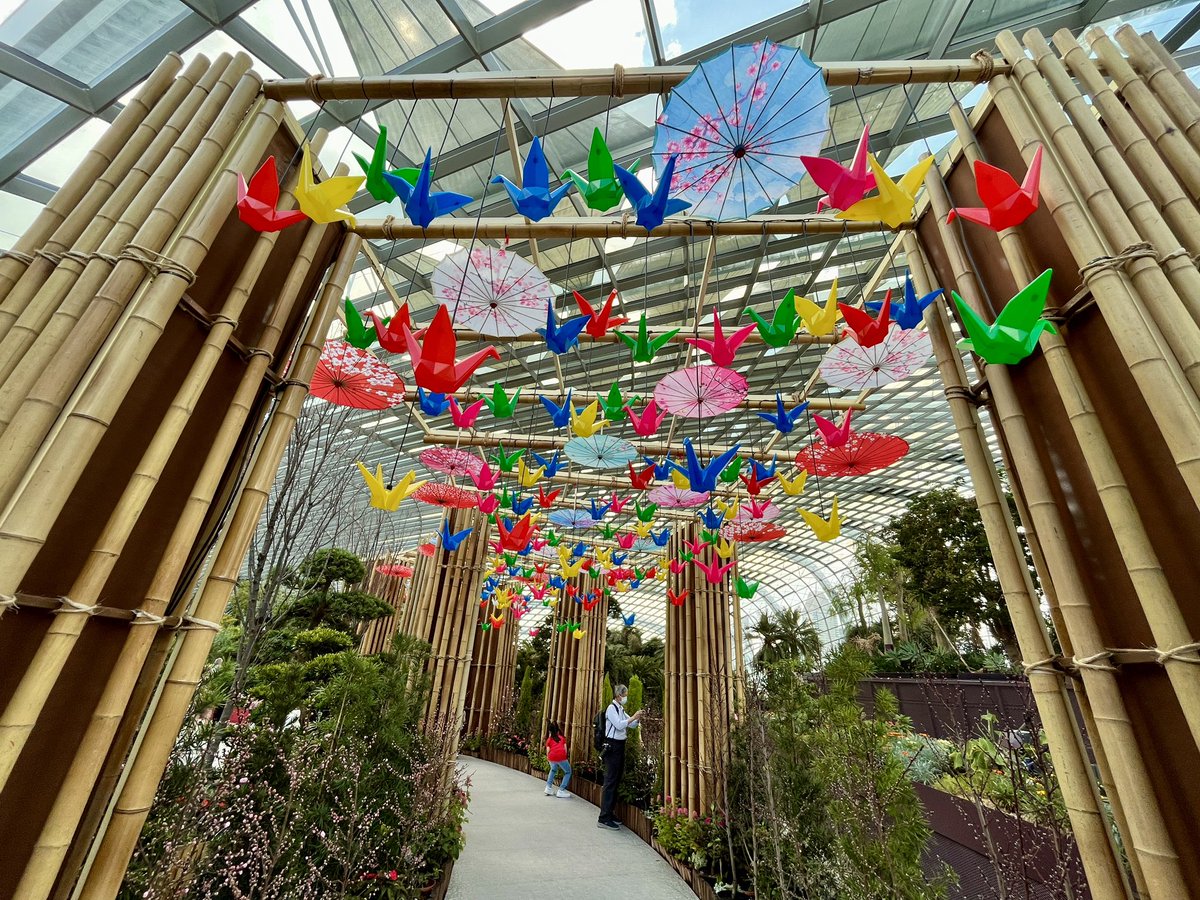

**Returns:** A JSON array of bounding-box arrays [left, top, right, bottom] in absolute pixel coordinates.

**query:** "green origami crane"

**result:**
[[634, 500, 659, 522], [736, 577, 759, 599], [545, 529, 562, 546], [954, 269, 1057, 365], [491, 444, 524, 473], [556, 621, 568, 633], [498, 486, 512, 508], [343, 298, 375, 349], [742, 289, 801, 347], [503, 551, 518, 566], [481, 621, 492, 631], [522, 567, 535, 578], [701, 528, 721, 545], [717, 457, 744, 484], [615, 317, 680, 363], [680, 550, 694, 563], [353, 126, 425, 204], [587, 567, 602, 580], [483, 383, 522, 418], [561, 128, 640, 212], [598, 382, 639, 421], [599, 523, 618, 539]]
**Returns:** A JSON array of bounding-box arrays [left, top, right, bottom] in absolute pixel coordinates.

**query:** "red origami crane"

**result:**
[[839, 292, 892, 348], [537, 485, 562, 507], [496, 513, 534, 551], [237, 156, 308, 232], [802, 125, 876, 213], [668, 588, 689, 606], [582, 597, 600, 611], [628, 462, 656, 490], [574, 289, 628, 338], [404, 305, 501, 393], [739, 469, 775, 495], [947, 145, 1043, 232], [367, 305, 421, 354], [566, 584, 578, 597]]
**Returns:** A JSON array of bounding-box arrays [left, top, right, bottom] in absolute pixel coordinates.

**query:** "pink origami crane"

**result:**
[[694, 557, 735, 583], [947, 145, 1043, 232], [404, 305, 501, 393], [470, 461, 498, 491], [237, 156, 308, 232], [449, 396, 485, 428], [814, 410, 854, 447], [669, 558, 688, 574], [802, 125, 877, 213], [609, 493, 630, 513], [478, 493, 500, 513], [839, 292, 892, 348], [684, 538, 710, 556], [625, 400, 667, 437], [684, 310, 757, 366], [616, 533, 637, 549]]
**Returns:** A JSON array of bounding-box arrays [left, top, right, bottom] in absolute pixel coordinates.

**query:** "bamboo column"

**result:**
[[0, 53, 243, 422], [1139, 31, 1200, 106], [400, 506, 491, 730], [463, 598, 520, 737], [0, 54, 182, 308], [921, 94, 1197, 888], [664, 524, 734, 816], [75, 233, 363, 900], [541, 576, 608, 761], [359, 564, 411, 656], [0, 55, 204, 349], [1113, 26, 1200, 153]]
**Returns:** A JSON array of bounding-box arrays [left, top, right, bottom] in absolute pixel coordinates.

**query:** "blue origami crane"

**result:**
[[651, 527, 671, 547], [538, 392, 575, 428], [571, 540, 588, 558], [506, 565, 521, 577], [517, 543, 532, 556], [438, 520, 473, 551], [623, 613, 636, 627], [670, 438, 741, 493], [511, 494, 534, 515], [867, 271, 944, 330], [537, 302, 591, 354], [573, 594, 584, 604], [629, 580, 640, 590], [757, 393, 809, 434], [589, 499, 612, 520], [490, 137, 573, 221], [613, 154, 691, 231], [384, 149, 473, 228], [699, 506, 725, 529], [417, 388, 450, 416], [532, 449, 564, 476], [751, 456, 778, 479], [549, 575, 566, 590], [642, 456, 674, 480], [612, 552, 628, 566]]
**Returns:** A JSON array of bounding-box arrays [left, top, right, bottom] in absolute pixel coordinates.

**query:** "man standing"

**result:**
[[598, 683, 642, 830]]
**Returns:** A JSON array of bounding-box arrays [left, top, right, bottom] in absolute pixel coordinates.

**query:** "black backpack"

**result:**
[[593, 703, 613, 752]]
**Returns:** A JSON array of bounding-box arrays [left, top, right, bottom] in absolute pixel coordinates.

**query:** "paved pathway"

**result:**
[[448, 757, 696, 900]]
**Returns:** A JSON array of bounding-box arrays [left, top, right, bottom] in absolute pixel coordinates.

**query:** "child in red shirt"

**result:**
[[544, 721, 572, 798]]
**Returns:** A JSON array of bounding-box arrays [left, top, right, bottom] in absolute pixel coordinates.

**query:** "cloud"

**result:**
[[656, 0, 678, 29], [666, 39, 683, 58]]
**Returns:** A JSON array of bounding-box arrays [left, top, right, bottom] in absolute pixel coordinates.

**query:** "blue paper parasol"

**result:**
[[548, 508, 596, 529], [653, 41, 829, 220], [564, 435, 640, 469]]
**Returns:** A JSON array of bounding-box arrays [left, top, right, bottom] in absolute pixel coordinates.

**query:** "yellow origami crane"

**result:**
[[794, 277, 841, 337], [634, 521, 654, 538], [655, 567, 668, 582], [778, 470, 808, 496], [670, 468, 692, 490], [594, 547, 614, 568], [557, 545, 574, 565], [715, 537, 736, 560], [356, 462, 426, 512], [715, 497, 740, 518], [561, 558, 585, 578], [798, 496, 841, 542], [573, 628, 586, 640], [296, 144, 364, 226], [569, 400, 610, 438], [494, 588, 514, 609], [616, 582, 628, 593], [518, 458, 546, 488], [836, 154, 935, 230]]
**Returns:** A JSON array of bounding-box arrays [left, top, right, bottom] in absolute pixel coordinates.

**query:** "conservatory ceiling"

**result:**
[[2, 0, 1198, 642]]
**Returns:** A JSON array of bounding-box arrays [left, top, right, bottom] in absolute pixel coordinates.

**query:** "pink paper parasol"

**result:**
[[818, 327, 931, 391], [734, 499, 782, 522], [433, 246, 551, 337], [654, 364, 748, 418], [413, 482, 478, 509], [648, 485, 711, 508], [721, 520, 787, 542], [419, 447, 485, 479], [795, 432, 909, 477], [311, 341, 405, 410]]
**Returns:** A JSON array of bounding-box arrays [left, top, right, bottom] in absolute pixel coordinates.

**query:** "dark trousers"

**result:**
[[599, 739, 626, 822]]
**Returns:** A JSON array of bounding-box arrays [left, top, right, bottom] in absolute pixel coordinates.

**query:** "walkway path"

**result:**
[[448, 757, 696, 900]]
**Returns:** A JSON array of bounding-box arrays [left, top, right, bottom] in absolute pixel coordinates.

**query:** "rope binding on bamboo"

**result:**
[[0, 593, 18, 611], [613, 63, 626, 98], [0, 249, 35, 264], [943, 384, 984, 406], [971, 49, 997, 83], [304, 73, 326, 103], [178, 616, 221, 632], [119, 243, 198, 285], [1077, 241, 1157, 284], [55, 596, 99, 616]]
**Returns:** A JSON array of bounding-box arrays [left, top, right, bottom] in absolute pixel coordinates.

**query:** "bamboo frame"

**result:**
[[1113, 26, 1200, 153], [352, 216, 911, 239], [420, 389, 861, 410], [425, 327, 837, 347], [75, 233, 364, 899], [262, 59, 1009, 103], [540, 575, 608, 762], [1139, 31, 1200, 107], [0, 54, 182, 307], [462, 599, 519, 737]]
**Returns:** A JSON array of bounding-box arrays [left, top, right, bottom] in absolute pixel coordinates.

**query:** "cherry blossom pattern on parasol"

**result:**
[[433, 245, 551, 337], [310, 340, 405, 410], [721, 520, 788, 542], [818, 327, 931, 391], [419, 447, 485, 479], [654, 365, 748, 418], [647, 485, 711, 508], [413, 482, 479, 509], [376, 563, 414, 578], [795, 432, 909, 477]]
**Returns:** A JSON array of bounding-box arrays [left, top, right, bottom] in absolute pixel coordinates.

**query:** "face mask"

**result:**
[[618, 696, 627, 706]]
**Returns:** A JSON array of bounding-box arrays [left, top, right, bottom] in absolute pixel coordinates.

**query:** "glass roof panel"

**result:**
[[652, 0, 805, 58], [0, 76, 66, 158], [326, 0, 460, 75]]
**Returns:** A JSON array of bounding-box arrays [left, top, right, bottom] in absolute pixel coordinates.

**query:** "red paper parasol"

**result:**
[[654, 365, 747, 418], [795, 432, 909, 477], [419, 447, 485, 479], [311, 341, 406, 410], [648, 485, 711, 508], [376, 563, 414, 577], [418, 543, 437, 556], [818, 327, 931, 391], [413, 482, 478, 508], [722, 520, 787, 542]]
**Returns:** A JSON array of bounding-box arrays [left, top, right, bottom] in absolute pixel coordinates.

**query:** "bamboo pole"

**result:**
[[423, 389, 860, 410], [1113, 26, 1200, 153], [1085, 30, 1200, 203], [416, 326, 836, 347], [353, 216, 909, 240], [1023, 30, 1200, 326], [424, 428, 763, 459], [996, 31, 1200, 404], [920, 122, 1189, 891], [1, 180, 318, 898], [0, 54, 182, 306], [0, 54, 235, 395], [262, 59, 1009, 102], [0, 78, 276, 595], [1051, 29, 1200, 246], [1139, 31, 1200, 106], [0, 56, 207, 347], [76, 233, 363, 900]]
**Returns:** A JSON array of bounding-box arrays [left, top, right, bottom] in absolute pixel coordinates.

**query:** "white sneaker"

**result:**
[[556, 790, 571, 798], [545, 788, 554, 795]]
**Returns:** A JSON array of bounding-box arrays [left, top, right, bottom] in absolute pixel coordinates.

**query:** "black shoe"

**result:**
[[600, 819, 619, 830]]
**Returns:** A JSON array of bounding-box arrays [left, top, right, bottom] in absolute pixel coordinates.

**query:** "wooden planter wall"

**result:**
[[0, 52, 351, 900], [909, 26, 1200, 900], [540, 575, 608, 759], [462, 599, 519, 737], [664, 524, 735, 816]]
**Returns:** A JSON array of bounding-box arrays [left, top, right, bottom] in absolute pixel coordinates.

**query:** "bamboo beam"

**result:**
[[262, 59, 1010, 102], [353, 216, 911, 240], [422, 428, 742, 458], [418, 390, 862, 411], [430, 326, 837, 347]]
